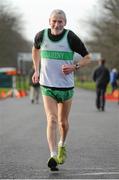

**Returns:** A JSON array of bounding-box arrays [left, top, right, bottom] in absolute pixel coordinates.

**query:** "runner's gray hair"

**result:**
[[50, 9, 67, 23]]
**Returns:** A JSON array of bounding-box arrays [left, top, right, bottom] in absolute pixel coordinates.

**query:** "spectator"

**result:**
[[93, 59, 110, 111], [110, 68, 118, 93]]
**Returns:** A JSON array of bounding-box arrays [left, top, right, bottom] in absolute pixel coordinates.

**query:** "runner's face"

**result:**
[[49, 14, 66, 35]]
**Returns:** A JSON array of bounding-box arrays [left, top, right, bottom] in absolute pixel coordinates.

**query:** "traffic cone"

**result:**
[[6, 90, 13, 97], [19, 90, 27, 97], [113, 90, 119, 98], [0, 90, 6, 98], [14, 89, 21, 98]]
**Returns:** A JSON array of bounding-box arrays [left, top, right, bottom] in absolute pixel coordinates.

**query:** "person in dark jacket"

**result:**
[[93, 59, 110, 111]]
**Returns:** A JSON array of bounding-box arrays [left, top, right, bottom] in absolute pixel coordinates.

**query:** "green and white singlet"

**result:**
[[40, 29, 74, 88]]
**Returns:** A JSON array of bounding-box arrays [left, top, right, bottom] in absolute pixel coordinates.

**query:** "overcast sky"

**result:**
[[5, 0, 99, 41]]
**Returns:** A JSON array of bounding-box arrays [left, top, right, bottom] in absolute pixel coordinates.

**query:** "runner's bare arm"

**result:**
[[32, 46, 40, 83]]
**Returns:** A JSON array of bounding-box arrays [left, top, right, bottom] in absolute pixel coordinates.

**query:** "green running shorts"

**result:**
[[41, 86, 74, 103]]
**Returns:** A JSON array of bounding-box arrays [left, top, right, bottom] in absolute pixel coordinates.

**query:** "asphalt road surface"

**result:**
[[0, 88, 119, 179]]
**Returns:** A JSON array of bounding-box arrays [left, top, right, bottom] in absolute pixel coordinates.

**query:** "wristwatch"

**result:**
[[75, 63, 80, 70]]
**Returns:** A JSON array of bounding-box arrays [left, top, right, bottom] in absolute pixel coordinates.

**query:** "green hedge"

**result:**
[[75, 80, 112, 93]]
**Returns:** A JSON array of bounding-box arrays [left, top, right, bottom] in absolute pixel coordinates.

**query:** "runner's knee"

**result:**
[[47, 113, 57, 125], [58, 119, 69, 129]]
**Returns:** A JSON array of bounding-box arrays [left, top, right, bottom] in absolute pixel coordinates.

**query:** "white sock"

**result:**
[[58, 140, 65, 147], [50, 151, 57, 157]]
